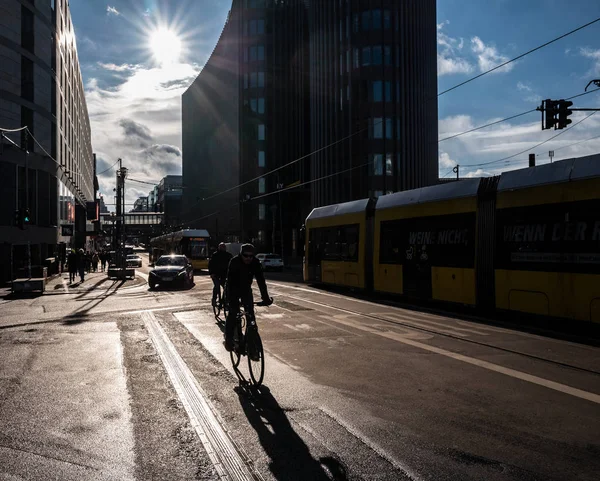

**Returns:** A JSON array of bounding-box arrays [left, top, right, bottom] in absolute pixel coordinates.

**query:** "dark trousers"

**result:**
[[211, 276, 226, 304], [225, 290, 254, 343]]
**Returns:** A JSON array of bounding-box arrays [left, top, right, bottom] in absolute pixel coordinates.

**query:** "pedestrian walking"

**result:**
[[100, 251, 107, 272], [92, 252, 99, 272], [78, 249, 86, 282], [67, 249, 77, 283]]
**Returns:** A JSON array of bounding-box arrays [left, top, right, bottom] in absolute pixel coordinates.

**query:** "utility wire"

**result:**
[[549, 132, 600, 153], [464, 111, 597, 168], [97, 158, 121, 176], [127, 177, 159, 186], [438, 87, 600, 142], [183, 160, 374, 225], [438, 16, 600, 97], [0, 125, 28, 133]]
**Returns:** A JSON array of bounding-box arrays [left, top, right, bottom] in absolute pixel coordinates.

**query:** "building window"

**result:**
[[354, 48, 359, 68], [259, 204, 266, 220], [258, 124, 265, 140], [386, 118, 393, 139], [346, 49, 350, 73], [258, 97, 265, 114], [386, 154, 393, 176], [372, 154, 383, 175], [362, 11, 370, 31], [383, 10, 391, 29], [258, 71, 265, 87], [258, 177, 266, 193], [257, 45, 265, 61], [385, 81, 391, 101], [353, 13, 359, 33], [244, 48, 248, 62], [361, 47, 371, 66], [258, 150, 265, 167], [373, 81, 382, 102], [372, 9, 381, 29], [384, 46, 391, 66], [258, 230, 265, 244], [372, 46, 382, 65], [373, 118, 383, 139], [250, 72, 257, 87], [251, 98, 257, 112]]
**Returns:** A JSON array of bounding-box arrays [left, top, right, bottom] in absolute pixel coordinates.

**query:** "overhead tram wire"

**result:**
[[180, 88, 599, 215], [464, 111, 597, 169], [438, 16, 600, 97], [438, 87, 600, 143], [183, 160, 375, 226]]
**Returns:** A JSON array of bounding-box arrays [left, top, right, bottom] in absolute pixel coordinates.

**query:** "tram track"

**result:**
[[268, 285, 600, 377]]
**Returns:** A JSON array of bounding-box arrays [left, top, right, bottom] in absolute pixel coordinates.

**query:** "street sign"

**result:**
[[61, 224, 74, 236]]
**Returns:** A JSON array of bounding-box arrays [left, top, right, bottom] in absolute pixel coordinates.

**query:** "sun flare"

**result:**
[[150, 28, 182, 66]]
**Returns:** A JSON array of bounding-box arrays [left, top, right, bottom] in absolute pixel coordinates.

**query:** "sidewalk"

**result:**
[[44, 270, 147, 294]]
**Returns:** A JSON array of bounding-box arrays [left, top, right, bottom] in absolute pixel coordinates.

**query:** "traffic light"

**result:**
[[543, 99, 557, 130], [14, 209, 21, 229], [557, 100, 573, 129], [23, 208, 30, 225]]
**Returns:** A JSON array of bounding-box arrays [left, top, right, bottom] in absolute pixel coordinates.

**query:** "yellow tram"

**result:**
[[150, 229, 211, 270], [304, 155, 600, 323]]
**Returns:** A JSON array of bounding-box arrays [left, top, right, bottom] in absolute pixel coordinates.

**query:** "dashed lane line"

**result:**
[[274, 294, 600, 405], [142, 310, 262, 481]]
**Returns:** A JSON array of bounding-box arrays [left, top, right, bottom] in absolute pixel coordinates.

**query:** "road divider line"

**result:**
[[334, 314, 600, 405], [142, 311, 262, 481]]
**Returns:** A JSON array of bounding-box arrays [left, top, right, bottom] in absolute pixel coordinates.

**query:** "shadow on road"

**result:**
[[235, 383, 348, 481]]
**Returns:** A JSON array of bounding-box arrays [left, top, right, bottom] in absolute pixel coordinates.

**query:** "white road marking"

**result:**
[[378, 312, 490, 337], [316, 313, 600, 405], [142, 311, 261, 481]]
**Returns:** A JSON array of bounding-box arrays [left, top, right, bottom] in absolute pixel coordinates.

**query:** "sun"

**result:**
[[150, 28, 182, 66]]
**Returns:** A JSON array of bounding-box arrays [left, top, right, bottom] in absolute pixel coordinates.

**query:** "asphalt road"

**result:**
[[0, 251, 598, 480]]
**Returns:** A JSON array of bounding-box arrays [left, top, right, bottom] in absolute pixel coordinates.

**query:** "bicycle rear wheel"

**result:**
[[247, 330, 264, 385]]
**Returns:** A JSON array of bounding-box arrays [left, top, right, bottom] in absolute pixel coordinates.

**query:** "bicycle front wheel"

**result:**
[[213, 302, 220, 319], [230, 349, 241, 368], [247, 330, 264, 386]]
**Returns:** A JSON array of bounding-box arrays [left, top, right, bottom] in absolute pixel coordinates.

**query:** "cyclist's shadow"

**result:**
[[235, 383, 348, 481]]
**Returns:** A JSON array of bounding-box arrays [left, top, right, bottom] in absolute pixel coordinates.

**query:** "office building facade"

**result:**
[[0, 0, 95, 283], [182, 0, 437, 255]]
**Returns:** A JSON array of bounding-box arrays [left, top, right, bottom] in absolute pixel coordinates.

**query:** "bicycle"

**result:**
[[212, 278, 228, 321], [230, 298, 272, 386]]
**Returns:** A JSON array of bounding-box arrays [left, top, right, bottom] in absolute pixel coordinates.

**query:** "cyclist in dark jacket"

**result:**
[[209, 243, 233, 307], [224, 243, 272, 351]]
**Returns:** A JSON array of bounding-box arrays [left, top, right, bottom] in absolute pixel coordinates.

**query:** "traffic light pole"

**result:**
[[25, 132, 31, 279]]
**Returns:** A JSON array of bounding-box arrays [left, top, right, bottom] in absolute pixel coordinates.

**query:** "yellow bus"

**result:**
[[150, 229, 211, 270]]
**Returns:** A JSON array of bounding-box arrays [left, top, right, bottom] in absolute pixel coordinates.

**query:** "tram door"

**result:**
[[307, 229, 322, 282], [402, 245, 432, 299]]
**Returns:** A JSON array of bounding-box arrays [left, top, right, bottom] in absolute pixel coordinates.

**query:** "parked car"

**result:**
[[148, 255, 194, 289], [126, 254, 143, 268], [256, 253, 284, 271]]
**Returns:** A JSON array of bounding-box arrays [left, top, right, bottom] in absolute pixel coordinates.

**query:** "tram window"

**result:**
[[312, 224, 359, 262]]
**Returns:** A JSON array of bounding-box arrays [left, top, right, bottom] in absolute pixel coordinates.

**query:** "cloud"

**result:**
[[517, 81, 531, 92], [119, 118, 153, 146], [579, 47, 600, 76], [86, 61, 201, 206], [437, 21, 474, 75], [464, 169, 492, 178], [98, 62, 137, 72], [471, 36, 513, 73], [437, 111, 600, 178], [106, 5, 120, 16], [524, 94, 542, 103]]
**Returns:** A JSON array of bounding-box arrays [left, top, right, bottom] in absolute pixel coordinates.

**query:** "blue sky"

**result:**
[[69, 1, 600, 206]]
